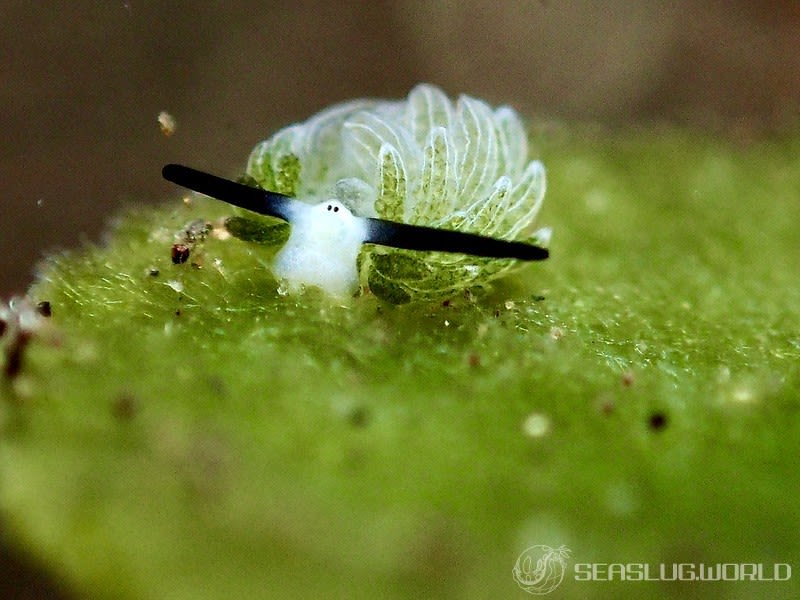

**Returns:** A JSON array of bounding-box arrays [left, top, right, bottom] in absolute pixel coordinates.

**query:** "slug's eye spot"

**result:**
[[319, 201, 349, 219]]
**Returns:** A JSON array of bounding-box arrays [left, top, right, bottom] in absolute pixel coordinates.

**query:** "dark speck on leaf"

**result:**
[[149, 268, 160, 277], [648, 412, 668, 431], [112, 394, 138, 421], [348, 405, 369, 428], [0, 319, 6, 338], [36, 301, 52, 317], [206, 375, 226, 397]]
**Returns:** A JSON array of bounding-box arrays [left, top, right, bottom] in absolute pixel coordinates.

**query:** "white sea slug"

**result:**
[[164, 84, 550, 303]]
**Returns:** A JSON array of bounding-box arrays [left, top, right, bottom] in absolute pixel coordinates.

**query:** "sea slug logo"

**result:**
[[512, 545, 572, 595]]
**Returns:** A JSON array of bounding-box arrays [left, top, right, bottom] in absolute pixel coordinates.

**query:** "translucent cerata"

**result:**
[[244, 84, 549, 303]]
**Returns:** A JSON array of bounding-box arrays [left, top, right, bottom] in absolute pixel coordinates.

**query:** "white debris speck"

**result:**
[[158, 111, 177, 137], [531, 226, 552, 247], [165, 279, 184, 293], [522, 412, 551, 438], [211, 224, 231, 241]]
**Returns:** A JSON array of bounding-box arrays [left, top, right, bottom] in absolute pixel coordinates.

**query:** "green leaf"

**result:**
[[1, 127, 799, 600]]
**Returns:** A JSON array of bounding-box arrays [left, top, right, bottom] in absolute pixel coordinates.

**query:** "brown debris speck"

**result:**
[[648, 412, 668, 431], [36, 301, 52, 317], [621, 370, 635, 387], [1, 298, 46, 381], [597, 397, 615, 415], [171, 244, 190, 264], [4, 331, 32, 379], [112, 394, 138, 421]]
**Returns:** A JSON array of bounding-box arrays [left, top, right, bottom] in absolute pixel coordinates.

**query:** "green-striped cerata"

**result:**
[[163, 84, 550, 304]]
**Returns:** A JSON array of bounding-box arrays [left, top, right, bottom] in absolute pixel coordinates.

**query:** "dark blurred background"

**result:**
[[2, 2, 799, 298], [0, 2, 798, 597]]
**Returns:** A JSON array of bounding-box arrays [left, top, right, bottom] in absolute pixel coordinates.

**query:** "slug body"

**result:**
[[166, 84, 550, 302], [243, 84, 549, 302], [161, 163, 548, 299]]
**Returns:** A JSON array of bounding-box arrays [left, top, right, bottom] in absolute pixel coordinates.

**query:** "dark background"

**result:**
[[2, 2, 799, 298], [1, 2, 798, 597]]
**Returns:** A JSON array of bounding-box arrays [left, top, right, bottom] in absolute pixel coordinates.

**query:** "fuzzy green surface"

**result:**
[[1, 127, 799, 599]]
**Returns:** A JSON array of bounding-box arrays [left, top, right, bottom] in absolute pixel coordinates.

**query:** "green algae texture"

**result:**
[[1, 127, 798, 599]]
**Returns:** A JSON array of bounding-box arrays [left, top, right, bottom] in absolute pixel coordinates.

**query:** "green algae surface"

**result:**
[[1, 127, 799, 599]]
